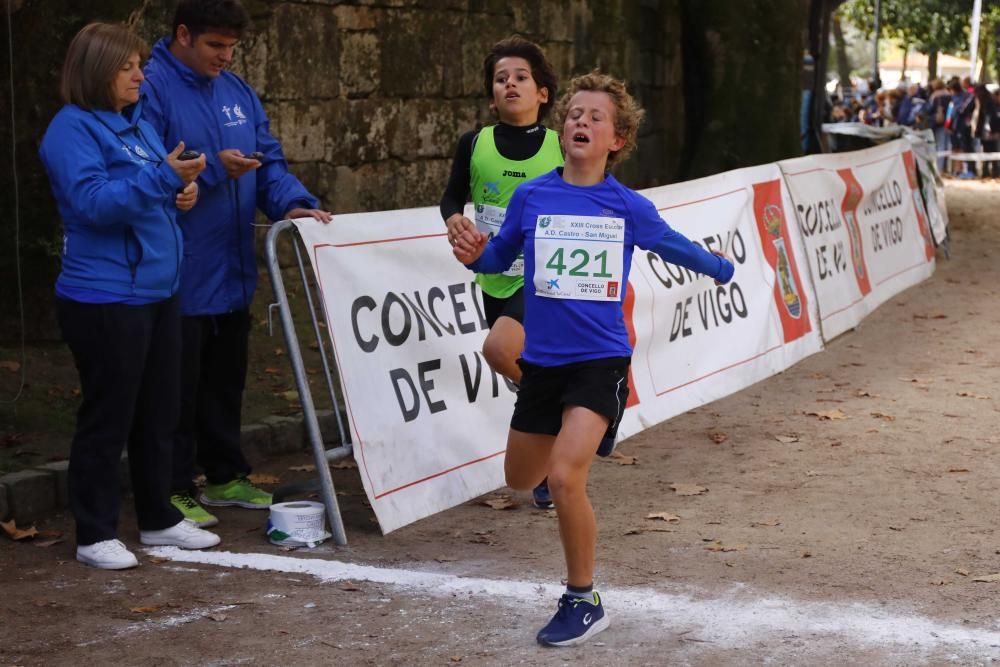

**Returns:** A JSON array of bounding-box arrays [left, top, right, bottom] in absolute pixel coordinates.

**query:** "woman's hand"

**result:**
[[166, 142, 206, 184], [176, 181, 199, 212]]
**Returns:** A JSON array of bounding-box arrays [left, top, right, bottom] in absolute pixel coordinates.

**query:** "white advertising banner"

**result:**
[[291, 142, 940, 534], [294, 211, 512, 534], [618, 164, 823, 438], [779, 140, 937, 340]]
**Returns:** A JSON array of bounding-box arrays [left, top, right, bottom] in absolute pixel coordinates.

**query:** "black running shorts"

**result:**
[[482, 287, 525, 328], [511, 356, 630, 439]]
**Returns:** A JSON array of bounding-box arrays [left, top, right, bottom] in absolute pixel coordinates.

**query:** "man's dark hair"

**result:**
[[172, 0, 250, 39], [482, 36, 558, 121]]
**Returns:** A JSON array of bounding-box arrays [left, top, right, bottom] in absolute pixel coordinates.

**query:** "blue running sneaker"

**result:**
[[532, 479, 554, 509], [536, 592, 609, 647], [596, 435, 617, 457]]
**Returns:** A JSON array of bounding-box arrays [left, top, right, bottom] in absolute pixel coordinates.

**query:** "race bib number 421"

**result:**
[[533, 214, 625, 301]]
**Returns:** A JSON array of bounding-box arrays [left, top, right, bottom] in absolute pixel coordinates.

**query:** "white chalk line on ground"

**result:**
[[148, 546, 1000, 659]]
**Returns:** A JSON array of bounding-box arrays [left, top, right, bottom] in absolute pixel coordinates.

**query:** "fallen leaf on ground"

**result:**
[[805, 409, 847, 420], [0, 360, 20, 372], [947, 468, 970, 473], [247, 473, 281, 485], [708, 432, 728, 444], [288, 464, 316, 472], [774, 435, 799, 444], [623, 526, 674, 535], [805, 470, 820, 477], [957, 391, 991, 400], [277, 390, 299, 402], [670, 483, 708, 496], [147, 556, 170, 564], [956, 568, 970, 576], [0, 520, 38, 541], [33, 539, 63, 548], [899, 376, 933, 385], [913, 313, 947, 320], [646, 512, 681, 523], [972, 573, 1000, 583], [856, 390, 879, 398], [480, 496, 516, 510], [870, 412, 896, 422], [751, 519, 781, 527], [263, 367, 280, 374], [704, 541, 746, 552], [131, 605, 163, 614], [331, 460, 357, 469], [340, 582, 362, 591], [606, 451, 638, 465]]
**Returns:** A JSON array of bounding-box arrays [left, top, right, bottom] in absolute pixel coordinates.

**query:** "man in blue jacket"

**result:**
[[142, 0, 331, 527]]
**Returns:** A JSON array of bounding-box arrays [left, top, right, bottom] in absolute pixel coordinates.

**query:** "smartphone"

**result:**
[[178, 150, 201, 160], [248, 151, 264, 161]]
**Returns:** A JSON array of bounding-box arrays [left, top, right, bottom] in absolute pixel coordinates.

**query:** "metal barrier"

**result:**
[[264, 219, 352, 545]]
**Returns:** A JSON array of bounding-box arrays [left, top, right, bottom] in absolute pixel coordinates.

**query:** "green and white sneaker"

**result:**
[[170, 492, 219, 528], [200, 477, 272, 509]]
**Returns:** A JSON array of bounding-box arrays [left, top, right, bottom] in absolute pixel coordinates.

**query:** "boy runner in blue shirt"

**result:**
[[453, 72, 734, 647]]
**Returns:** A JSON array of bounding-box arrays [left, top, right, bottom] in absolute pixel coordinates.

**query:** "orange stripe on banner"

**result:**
[[373, 449, 507, 499], [656, 188, 745, 212], [312, 232, 448, 249], [654, 344, 783, 396]]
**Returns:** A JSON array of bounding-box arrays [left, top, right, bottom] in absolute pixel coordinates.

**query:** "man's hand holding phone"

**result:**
[[218, 148, 263, 180]]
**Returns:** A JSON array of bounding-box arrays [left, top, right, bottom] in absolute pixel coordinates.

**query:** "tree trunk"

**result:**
[[832, 14, 852, 94], [676, 0, 808, 179], [928, 48, 938, 81], [901, 44, 909, 84]]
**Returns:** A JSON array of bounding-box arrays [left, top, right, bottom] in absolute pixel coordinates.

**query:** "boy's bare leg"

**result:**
[[482, 316, 524, 384], [549, 405, 607, 587], [504, 429, 553, 490]]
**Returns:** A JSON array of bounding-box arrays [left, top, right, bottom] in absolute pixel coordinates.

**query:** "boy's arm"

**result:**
[[650, 231, 734, 284], [440, 131, 476, 220], [629, 192, 734, 284], [441, 131, 477, 244]]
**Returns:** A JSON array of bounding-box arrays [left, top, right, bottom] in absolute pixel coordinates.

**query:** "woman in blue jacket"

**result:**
[[39, 22, 222, 569]]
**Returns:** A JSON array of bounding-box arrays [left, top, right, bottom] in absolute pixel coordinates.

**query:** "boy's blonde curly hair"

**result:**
[[553, 71, 644, 169]]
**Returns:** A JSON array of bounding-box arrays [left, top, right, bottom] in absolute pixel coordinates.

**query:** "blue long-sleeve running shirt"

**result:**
[[468, 168, 734, 366]]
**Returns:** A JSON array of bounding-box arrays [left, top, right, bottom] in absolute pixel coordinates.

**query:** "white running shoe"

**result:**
[[139, 520, 221, 549], [76, 539, 139, 570]]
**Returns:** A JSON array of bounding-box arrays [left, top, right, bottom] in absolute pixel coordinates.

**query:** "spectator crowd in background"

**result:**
[[827, 75, 1000, 178]]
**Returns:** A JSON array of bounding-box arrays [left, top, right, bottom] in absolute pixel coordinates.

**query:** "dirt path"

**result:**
[[3, 180, 1000, 666]]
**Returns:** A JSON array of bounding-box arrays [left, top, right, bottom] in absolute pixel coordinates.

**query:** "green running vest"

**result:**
[[470, 125, 563, 298]]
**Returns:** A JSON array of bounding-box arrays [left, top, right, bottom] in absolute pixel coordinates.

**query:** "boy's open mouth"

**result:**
[[573, 133, 589, 143]]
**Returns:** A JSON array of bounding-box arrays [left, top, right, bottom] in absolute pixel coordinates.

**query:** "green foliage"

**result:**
[[839, 0, 970, 53]]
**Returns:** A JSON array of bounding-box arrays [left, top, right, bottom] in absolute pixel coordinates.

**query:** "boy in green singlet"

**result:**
[[439, 36, 562, 509]]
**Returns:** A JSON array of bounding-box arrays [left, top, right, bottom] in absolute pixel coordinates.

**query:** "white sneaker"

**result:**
[[140, 520, 221, 549], [76, 539, 139, 570]]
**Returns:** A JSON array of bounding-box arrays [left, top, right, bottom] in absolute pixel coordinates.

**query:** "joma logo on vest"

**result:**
[[503, 169, 527, 178]]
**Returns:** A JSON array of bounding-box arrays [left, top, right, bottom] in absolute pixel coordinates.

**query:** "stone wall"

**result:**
[[0, 0, 807, 341], [0, 0, 685, 339]]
